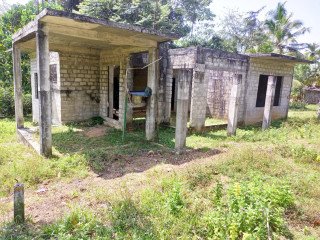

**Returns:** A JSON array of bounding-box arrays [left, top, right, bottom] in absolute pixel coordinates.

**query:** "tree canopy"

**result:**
[[78, 0, 213, 37]]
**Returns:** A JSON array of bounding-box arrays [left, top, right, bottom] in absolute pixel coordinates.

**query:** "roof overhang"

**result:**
[[13, 8, 178, 53], [248, 53, 313, 64]]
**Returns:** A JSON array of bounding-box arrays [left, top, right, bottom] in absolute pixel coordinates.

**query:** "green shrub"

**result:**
[[289, 101, 307, 110], [110, 198, 156, 239], [201, 177, 294, 239], [0, 86, 32, 117], [278, 145, 319, 164], [43, 208, 111, 239], [0, 86, 14, 117], [22, 93, 32, 115]]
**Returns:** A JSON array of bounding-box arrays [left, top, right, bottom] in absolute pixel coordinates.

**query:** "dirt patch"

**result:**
[[0, 148, 223, 225], [83, 126, 108, 138]]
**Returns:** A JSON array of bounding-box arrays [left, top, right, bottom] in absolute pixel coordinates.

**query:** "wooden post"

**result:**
[[146, 47, 159, 141], [13, 45, 24, 129], [227, 74, 242, 136], [262, 76, 276, 130], [175, 69, 192, 152], [14, 183, 24, 224], [108, 65, 114, 118], [36, 24, 52, 157]]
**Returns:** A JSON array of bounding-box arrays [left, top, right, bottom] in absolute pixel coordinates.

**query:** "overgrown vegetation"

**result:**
[[0, 105, 319, 239]]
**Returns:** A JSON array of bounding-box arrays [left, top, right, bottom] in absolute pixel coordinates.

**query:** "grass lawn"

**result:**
[[0, 105, 319, 239]]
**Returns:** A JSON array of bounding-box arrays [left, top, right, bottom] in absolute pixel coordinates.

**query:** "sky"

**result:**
[[6, 0, 320, 44]]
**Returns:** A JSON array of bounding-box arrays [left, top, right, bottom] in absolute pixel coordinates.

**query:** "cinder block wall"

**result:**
[[167, 47, 249, 123], [244, 58, 294, 125], [59, 53, 100, 123], [202, 49, 248, 121], [304, 89, 320, 104], [30, 52, 61, 124]]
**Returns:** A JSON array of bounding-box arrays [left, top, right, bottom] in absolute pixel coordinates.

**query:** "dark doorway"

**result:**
[[113, 66, 120, 119], [171, 77, 176, 111], [273, 76, 283, 106], [256, 75, 283, 107]]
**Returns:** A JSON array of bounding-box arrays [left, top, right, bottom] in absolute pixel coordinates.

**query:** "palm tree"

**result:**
[[305, 43, 320, 61], [265, 2, 309, 54]]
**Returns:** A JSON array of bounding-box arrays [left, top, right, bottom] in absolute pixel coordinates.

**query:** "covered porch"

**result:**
[[12, 9, 175, 157]]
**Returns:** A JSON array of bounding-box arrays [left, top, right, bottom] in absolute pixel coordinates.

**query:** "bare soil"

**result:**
[[0, 148, 224, 225]]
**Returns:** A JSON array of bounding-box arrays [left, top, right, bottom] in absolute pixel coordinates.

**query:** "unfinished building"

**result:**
[[12, 9, 310, 157]]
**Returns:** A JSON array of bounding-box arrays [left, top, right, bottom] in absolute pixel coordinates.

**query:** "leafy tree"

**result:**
[[265, 2, 309, 54], [60, 0, 82, 12], [78, 0, 213, 37], [218, 8, 271, 53], [175, 21, 226, 50], [294, 43, 320, 88]]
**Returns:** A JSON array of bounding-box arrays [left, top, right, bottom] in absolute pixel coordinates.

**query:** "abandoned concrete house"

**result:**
[[12, 9, 310, 157], [303, 86, 320, 104]]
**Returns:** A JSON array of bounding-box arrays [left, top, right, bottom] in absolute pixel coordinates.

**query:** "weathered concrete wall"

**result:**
[[31, 52, 61, 124], [168, 47, 249, 124], [30, 56, 38, 123], [167, 47, 295, 126], [202, 49, 248, 121], [304, 88, 320, 104], [59, 53, 100, 123], [244, 58, 294, 125]]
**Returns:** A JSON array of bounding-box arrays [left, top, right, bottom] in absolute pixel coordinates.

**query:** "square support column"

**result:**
[[175, 69, 192, 152], [13, 45, 24, 129], [262, 76, 276, 130], [108, 65, 114, 118], [36, 25, 52, 157], [146, 47, 159, 141], [190, 63, 207, 131], [227, 74, 242, 136], [126, 56, 134, 127]]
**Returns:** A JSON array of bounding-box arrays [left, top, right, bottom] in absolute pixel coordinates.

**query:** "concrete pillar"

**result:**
[[146, 47, 159, 140], [126, 56, 133, 127], [12, 44, 24, 129], [262, 76, 276, 130], [36, 25, 52, 157], [175, 69, 192, 152], [164, 66, 173, 123], [14, 183, 24, 224], [227, 74, 242, 136], [108, 65, 114, 118], [190, 63, 207, 131]]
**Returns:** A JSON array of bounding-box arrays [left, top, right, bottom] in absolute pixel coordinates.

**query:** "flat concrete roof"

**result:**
[[248, 53, 313, 64], [13, 8, 178, 52]]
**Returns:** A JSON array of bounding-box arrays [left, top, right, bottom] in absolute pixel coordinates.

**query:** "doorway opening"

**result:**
[[113, 66, 120, 120]]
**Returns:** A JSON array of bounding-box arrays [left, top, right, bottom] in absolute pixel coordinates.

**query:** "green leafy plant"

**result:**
[[202, 177, 294, 239]]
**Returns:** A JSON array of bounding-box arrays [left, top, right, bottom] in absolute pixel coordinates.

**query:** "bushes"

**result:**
[[0, 85, 14, 117], [202, 178, 294, 239], [289, 101, 307, 110], [0, 86, 32, 117]]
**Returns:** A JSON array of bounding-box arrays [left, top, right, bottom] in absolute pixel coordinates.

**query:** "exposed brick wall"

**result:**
[[244, 58, 294, 125], [204, 51, 248, 121], [59, 53, 100, 122], [167, 47, 295, 126], [168, 47, 249, 124]]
